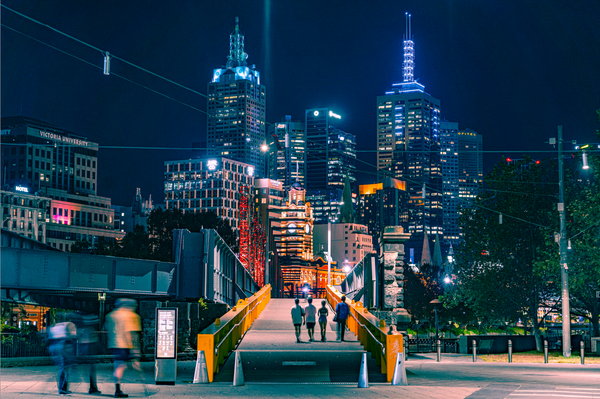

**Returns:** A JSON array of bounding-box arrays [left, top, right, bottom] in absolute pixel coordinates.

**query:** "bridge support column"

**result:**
[[373, 227, 411, 333]]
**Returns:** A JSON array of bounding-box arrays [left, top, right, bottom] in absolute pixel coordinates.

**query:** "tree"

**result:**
[[448, 157, 559, 350]]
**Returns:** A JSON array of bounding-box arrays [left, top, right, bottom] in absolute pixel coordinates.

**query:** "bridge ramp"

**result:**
[[214, 298, 387, 383]]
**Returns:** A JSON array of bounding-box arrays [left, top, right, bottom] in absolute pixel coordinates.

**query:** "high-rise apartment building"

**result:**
[[207, 18, 266, 175], [267, 116, 305, 189], [376, 15, 442, 262]]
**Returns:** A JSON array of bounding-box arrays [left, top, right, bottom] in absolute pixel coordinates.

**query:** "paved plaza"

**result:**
[[2, 299, 599, 398]]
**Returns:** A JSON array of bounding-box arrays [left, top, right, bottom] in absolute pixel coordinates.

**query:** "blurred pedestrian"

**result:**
[[291, 298, 305, 343], [304, 297, 317, 342], [335, 296, 350, 341], [104, 298, 141, 398], [73, 312, 101, 395], [48, 314, 77, 395], [318, 300, 329, 341]]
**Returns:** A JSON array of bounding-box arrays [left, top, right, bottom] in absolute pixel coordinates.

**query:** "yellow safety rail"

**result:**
[[326, 285, 403, 382], [197, 284, 271, 382]]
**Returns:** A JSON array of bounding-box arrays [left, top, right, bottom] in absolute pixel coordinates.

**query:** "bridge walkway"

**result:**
[[213, 298, 387, 383]]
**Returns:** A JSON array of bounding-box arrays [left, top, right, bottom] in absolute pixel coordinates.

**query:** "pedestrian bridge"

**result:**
[[197, 285, 404, 383]]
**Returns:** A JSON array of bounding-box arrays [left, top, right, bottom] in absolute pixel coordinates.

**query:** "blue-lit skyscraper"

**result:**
[[207, 17, 266, 176], [376, 14, 442, 263]]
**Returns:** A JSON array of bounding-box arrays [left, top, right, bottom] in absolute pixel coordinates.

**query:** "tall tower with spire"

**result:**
[[376, 13, 443, 265], [207, 17, 266, 175]]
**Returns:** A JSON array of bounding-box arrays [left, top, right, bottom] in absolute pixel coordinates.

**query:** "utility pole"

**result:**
[[558, 125, 571, 357]]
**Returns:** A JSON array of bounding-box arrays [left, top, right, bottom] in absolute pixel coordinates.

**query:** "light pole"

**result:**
[[430, 299, 440, 344], [556, 125, 571, 357], [261, 144, 269, 179]]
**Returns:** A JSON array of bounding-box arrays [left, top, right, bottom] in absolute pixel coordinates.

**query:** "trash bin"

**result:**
[[591, 337, 600, 354]]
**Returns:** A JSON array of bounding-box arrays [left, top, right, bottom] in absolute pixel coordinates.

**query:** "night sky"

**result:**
[[2, 1, 599, 206]]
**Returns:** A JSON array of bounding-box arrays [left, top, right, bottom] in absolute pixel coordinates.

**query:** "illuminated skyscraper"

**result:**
[[458, 129, 483, 202], [267, 116, 305, 190], [376, 14, 442, 263], [441, 121, 460, 245], [207, 17, 266, 175]]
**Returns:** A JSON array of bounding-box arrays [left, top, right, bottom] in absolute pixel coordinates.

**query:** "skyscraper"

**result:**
[[207, 17, 266, 175], [376, 14, 442, 262], [441, 121, 460, 245], [267, 116, 305, 190], [458, 129, 483, 201], [305, 108, 356, 191]]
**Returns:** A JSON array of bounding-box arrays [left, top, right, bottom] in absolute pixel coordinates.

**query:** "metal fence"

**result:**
[[407, 334, 459, 354], [1, 332, 111, 358]]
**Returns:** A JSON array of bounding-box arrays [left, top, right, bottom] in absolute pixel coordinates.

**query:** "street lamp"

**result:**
[[430, 299, 440, 344], [261, 143, 269, 178], [342, 259, 351, 273]]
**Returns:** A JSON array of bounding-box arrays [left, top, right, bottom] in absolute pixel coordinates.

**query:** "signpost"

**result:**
[[155, 308, 178, 385]]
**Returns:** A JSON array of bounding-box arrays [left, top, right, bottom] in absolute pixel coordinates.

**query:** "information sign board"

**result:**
[[156, 308, 177, 359]]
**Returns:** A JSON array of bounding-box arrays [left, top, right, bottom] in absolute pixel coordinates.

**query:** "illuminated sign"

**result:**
[[207, 160, 218, 170], [38, 131, 93, 148], [277, 124, 286, 129], [247, 166, 255, 176], [328, 111, 341, 119], [235, 66, 249, 80], [313, 111, 319, 116], [156, 308, 177, 359], [15, 185, 29, 193]]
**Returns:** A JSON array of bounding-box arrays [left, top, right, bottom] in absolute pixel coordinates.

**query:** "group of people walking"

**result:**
[[291, 295, 350, 342], [48, 298, 141, 397]]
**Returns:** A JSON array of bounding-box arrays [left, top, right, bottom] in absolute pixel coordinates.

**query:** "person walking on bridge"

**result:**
[[318, 300, 329, 341], [291, 298, 305, 343], [304, 297, 317, 342], [335, 296, 350, 341]]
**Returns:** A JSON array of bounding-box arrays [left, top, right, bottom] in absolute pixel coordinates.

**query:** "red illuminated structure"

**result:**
[[238, 185, 266, 286]]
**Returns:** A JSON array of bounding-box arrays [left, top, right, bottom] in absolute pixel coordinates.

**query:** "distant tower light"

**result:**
[[103, 51, 111, 75], [582, 152, 590, 170]]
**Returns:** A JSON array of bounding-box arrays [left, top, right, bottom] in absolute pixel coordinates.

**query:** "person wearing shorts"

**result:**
[[318, 300, 329, 341], [291, 298, 305, 343], [304, 297, 317, 342]]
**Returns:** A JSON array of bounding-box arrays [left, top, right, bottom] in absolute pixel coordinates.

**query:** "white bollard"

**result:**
[[391, 352, 408, 386], [358, 352, 369, 388], [193, 350, 209, 383], [233, 351, 245, 386]]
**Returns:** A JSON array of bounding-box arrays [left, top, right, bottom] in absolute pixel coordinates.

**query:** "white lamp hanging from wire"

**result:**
[[103, 51, 111, 75], [582, 152, 590, 170]]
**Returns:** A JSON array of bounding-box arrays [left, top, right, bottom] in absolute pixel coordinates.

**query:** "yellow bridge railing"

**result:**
[[197, 284, 271, 382], [326, 285, 403, 382]]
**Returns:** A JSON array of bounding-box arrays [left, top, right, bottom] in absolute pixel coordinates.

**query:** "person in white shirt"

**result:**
[[304, 297, 317, 342], [290, 298, 305, 343]]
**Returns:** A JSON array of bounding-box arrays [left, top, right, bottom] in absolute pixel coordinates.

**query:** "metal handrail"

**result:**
[[347, 308, 386, 355], [214, 291, 270, 354]]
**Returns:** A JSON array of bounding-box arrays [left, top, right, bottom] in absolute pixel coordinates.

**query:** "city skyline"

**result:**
[[1, 1, 599, 206]]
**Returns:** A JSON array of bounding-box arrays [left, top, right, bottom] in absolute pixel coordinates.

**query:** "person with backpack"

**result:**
[[291, 298, 305, 343], [48, 314, 77, 395], [335, 296, 350, 341]]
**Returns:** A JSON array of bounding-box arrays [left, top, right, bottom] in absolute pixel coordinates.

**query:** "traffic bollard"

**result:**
[[508, 340, 512, 363], [544, 340, 548, 363], [437, 340, 441, 362], [580, 341, 585, 365], [472, 340, 477, 362]]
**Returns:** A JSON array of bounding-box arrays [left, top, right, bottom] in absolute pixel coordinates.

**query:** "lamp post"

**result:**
[[556, 126, 571, 357], [261, 144, 269, 179], [430, 299, 440, 344]]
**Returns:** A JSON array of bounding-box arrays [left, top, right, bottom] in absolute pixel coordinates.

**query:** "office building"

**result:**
[[313, 223, 373, 267], [207, 18, 266, 176], [305, 108, 356, 191], [357, 177, 409, 243], [458, 129, 483, 202], [1, 187, 50, 243], [1, 116, 124, 250], [376, 15, 442, 263], [267, 116, 305, 190], [441, 121, 460, 245], [112, 188, 155, 233], [163, 157, 255, 229]]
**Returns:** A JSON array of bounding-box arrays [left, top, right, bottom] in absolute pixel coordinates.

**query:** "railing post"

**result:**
[[580, 340, 585, 365], [472, 340, 477, 362], [437, 340, 441, 362], [508, 340, 512, 363], [544, 340, 548, 363]]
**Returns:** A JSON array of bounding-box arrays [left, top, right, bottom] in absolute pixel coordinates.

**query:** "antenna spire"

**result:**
[[226, 17, 247, 68], [402, 12, 415, 82]]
